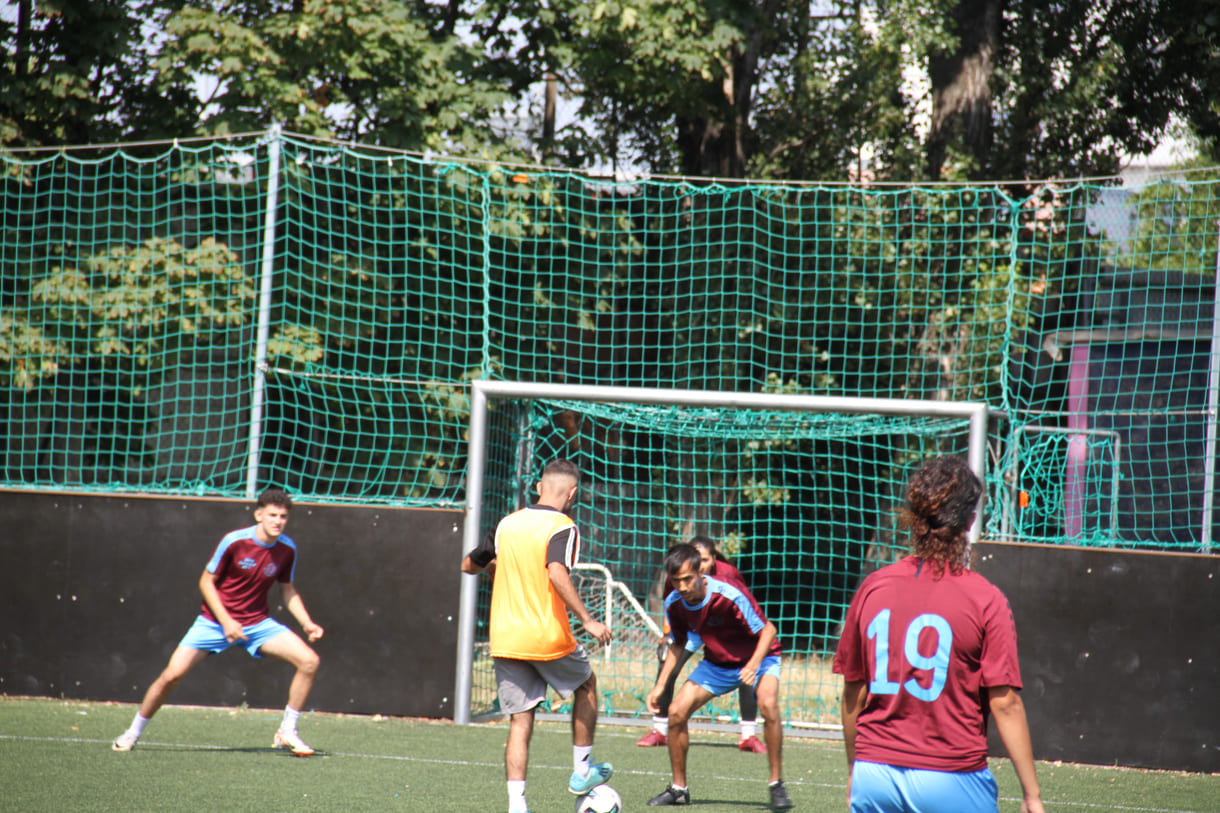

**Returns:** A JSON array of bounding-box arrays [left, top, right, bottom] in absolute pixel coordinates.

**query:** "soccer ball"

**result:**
[[575, 784, 622, 813]]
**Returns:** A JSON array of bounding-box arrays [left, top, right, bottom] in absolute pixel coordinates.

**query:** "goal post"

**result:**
[[454, 381, 988, 725]]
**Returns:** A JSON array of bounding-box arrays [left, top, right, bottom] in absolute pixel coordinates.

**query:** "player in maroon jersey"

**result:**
[[638, 536, 768, 753], [833, 456, 1044, 813], [645, 543, 793, 810], [112, 488, 324, 756]]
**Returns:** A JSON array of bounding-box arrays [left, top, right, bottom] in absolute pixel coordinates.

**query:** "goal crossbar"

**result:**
[[453, 381, 989, 724]]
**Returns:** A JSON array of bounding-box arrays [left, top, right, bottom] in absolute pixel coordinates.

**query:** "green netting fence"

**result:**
[[3, 131, 1218, 723]]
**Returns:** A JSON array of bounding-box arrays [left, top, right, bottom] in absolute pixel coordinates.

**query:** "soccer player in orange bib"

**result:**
[[462, 459, 614, 813]]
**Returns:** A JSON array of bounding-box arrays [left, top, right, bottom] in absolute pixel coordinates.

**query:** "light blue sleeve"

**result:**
[[684, 629, 703, 653], [205, 528, 251, 573], [279, 534, 298, 582], [713, 578, 766, 634]]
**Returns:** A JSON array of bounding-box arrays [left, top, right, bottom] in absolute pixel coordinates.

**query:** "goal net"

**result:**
[[456, 382, 988, 727]]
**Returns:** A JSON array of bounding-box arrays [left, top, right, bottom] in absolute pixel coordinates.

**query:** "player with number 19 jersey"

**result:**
[[832, 555, 1022, 772]]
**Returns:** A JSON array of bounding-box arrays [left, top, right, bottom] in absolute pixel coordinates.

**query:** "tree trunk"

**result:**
[[675, 0, 783, 178], [925, 0, 1002, 180]]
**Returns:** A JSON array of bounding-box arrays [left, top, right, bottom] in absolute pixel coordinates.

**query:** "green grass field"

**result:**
[[1, 697, 1215, 812]]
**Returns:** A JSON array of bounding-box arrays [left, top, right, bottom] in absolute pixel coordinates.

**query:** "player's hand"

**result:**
[[845, 775, 852, 810], [223, 621, 247, 642], [584, 619, 613, 645], [645, 687, 662, 714], [1020, 799, 1045, 813], [739, 661, 759, 686], [304, 622, 324, 643]]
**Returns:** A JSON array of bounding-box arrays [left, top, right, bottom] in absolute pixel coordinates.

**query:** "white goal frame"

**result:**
[[454, 381, 989, 724]]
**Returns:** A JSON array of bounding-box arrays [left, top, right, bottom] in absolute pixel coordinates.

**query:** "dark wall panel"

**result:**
[[976, 541, 1218, 773], [0, 491, 463, 719]]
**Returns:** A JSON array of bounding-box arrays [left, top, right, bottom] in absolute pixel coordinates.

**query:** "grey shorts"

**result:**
[[494, 646, 594, 715]]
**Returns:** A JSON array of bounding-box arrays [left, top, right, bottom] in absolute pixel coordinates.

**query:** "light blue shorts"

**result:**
[[850, 760, 999, 813], [178, 615, 292, 658], [688, 654, 781, 696]]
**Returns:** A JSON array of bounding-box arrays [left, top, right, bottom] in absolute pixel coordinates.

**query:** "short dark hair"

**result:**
[[542, 458, 580, 482], [664, 543, 701, 577], [257, 487, 292, 511]]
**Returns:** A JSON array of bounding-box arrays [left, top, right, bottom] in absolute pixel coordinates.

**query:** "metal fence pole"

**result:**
[[244, 124, 283, 499], [1199, 218, 1220, 553]]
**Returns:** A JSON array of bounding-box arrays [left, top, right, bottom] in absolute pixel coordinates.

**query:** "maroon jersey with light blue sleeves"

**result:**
[[200, 526, 298, 626], [833, 555, 1022, 772], [664, 575, 782, 668]]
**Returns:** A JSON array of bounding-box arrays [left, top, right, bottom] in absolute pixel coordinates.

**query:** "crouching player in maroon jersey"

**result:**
[[645, 543, 793, 811], [833, 456, 1044, 813], [112, 488, 324, 756]]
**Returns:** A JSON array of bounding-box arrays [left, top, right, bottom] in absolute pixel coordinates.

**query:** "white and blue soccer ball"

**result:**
[[575, 784, 622, 813]]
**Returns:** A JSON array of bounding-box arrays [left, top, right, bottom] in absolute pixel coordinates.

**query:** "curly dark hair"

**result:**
[[256, 487, 292, 511], [902, 456, 982, 575]]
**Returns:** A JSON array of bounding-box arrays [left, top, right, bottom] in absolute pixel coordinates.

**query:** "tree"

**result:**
[[0, 0, 198, 146], [936, 0, 1220, 183], [150, 0, 514, 152]]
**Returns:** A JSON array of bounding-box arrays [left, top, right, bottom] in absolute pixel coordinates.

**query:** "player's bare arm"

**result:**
[[460, 529, 497, 575], [281, 582, 324, 643], [198, 570, 246, 642], [646, 641, 686, 713], [739, 620, 778, 686], [840, 678, 867, 810], [989, 685, 1045, 813], [547, 561, 612, 644], [460, 553, 491, 574]]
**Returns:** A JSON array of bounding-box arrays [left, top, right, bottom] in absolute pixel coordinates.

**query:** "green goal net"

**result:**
[[462, 385, 986, 726]]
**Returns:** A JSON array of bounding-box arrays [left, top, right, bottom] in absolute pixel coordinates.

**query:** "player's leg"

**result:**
[[494, 658, 548, 813], [755, 673, 784, 783], [254, 624, 320, 709], [571, 670, 597, 747], [256, 625, 320, 755], [506, 708, 536, 781], [140, 645, 211, 718], [113, 646, 209, 751], [664, 679, 714, 789], [736, 682, 766, 753], [536, 649, 613, 794], [114, 617, 223, 751], [640, 645, 691, 747]]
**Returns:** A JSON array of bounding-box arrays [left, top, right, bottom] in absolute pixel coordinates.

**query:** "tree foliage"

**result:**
[[3, 0, 1216, 179]]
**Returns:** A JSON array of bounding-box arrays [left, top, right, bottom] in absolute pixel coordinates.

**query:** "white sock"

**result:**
[[507, 779, 527, 812], [129, 713, 150, 737], [653, 716, 669, 735], [280, 705, 301, 733], [574, 744, 593, 775], [740, 720, 756, 739]]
